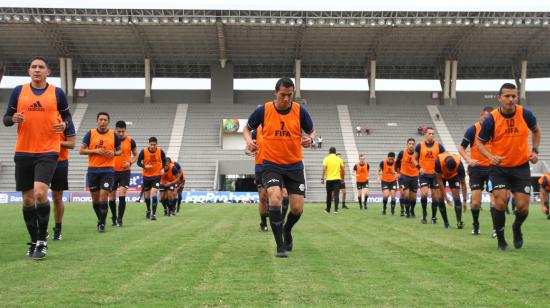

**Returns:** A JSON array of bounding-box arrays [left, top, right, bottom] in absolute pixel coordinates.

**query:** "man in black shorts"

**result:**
[[378, 152, 398, 215], [137, 137, 166, 220], [338, 153, 349, 209], [435, 152, 467, 229], [396, 138, 420, 218], [3, 57, 74, 260]]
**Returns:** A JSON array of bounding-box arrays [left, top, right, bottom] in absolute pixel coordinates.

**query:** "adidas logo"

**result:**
[[27, 100, 45, 111]]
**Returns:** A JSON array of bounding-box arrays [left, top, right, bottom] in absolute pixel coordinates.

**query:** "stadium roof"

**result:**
[[1, 7, 550, 79]]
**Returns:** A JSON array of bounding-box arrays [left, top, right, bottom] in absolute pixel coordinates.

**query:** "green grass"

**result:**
[[0, 202, 549, 307]]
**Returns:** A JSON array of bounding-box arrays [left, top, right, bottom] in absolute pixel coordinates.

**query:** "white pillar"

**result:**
[[144, 58, 151, 103], [66, 58, 74, 101], [295, 59, 301, 100], [59, 57, 67, 94], [369, 60, 376, 105], [450, 60, 458, 104], [520, 60, 527, 104], [443, 60, 451, 104]]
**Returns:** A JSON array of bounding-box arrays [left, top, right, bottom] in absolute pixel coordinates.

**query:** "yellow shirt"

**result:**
[[323, 154, 344, 181]]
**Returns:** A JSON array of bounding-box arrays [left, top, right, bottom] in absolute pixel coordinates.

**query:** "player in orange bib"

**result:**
[[248, 126, 270, 231], [176, 166, 186, 213], [414, 127, 446, 224], [80, 112, 122, 232], [538, 174, 550, 219], [378, 152, 398, 215], [435, 152, 467, 229], [137, 136, 167, 220], [353, 154, 370, 210], [108, 120, 137, 227], [396, 138, 419, 218], [477, 83, 541, 251], [458, 106, 495, 235], [3, 57, 74, 260], [160, 157, 182, 216], [244, 78, 315, 258]]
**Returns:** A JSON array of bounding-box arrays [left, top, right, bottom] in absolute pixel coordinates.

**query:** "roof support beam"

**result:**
[[294, 24, 306, 60], [216, 21, 228, 68]]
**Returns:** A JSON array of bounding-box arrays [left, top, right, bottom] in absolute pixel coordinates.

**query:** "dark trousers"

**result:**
[[326, 180, 341, 212]]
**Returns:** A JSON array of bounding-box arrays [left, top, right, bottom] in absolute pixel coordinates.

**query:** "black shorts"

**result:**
[[489, 163, 531, 194], [160, 183, 176, 192], [442, 176, 461, 189], [419, 174, 439, 189], [87, 172, 114, 192], [340, 181, 346, 189], [356, 181, 369, 189], [14, 155, 58, 192], [255, 171, 264, 189], [262, 165, 305, 196], [326, 179, 341, 194], [112, 171, 131, 191], [469, 168, 490, 191], [50, 166, 69, 191], [142, 176, 161, 191], [399, 175, 419, 193], [381, 181, 397, 191]]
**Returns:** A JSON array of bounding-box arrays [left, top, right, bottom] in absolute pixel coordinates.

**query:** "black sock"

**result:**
[[421, 196, 428, 219], [36, 202, 51, 241], [364, 195, 368, 207], [260, 213, 268, 226], [454, 199, 462, 223], [118, 196, 126, 221], [22, 206, 38, 243], [437, 200, 449, 224], [284, 211, 302, 233], [390, 199, 396, 212], [177, 193, 182, 211], [513, 211, 528, 227], [410, 198, 416, 215], [282, 197, 289, 218], [171, 199, 177, 212], [161, 199, 168, 211], [152, 197, 158, 215], [358, 196, 362, 206], [493, 209, 506, 241], [383, 197, 388, 211], [145, 198, 151, 212], [268, 206, 284, 249], [108, 200, 117, 221], [99, 201, 108, 224], [55, 222, 62, 231], [399, 198, 404, 213], [404, 198, 410, 215], [511, 199, 516, 212], [471, 208, 480, 225], [431, 201, 438, 219], [92, 202, 101, 220]]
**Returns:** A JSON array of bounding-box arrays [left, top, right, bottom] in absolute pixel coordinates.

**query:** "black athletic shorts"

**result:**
[[142, 176, 161, 191], [356, 181, 369, 189], [159, 183, 176, 192], [442, 176, 461, 189], [399, 175, 419, 193], [14, 155, 58, 192], [262, 165, 305, 196], [340, 181, 346, 189], [255, 170, 264, 189], [326, 179, 341, 194], [50, 166, 69, 191], [419, 174, 439, 189], [489, 162, 531, 194], [112, 171, 131, 191], [469, 168, 490, 191], [381, 181, 397, 191], [87, 172, 114, 192]]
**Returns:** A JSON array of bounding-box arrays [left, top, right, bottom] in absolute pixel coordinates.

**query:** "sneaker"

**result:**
[[498, 240, 509, 251], [145, 211, 151, 219], [112, 217, 118, 227], [400, 211, 405, 217], [444, 223, 450, 229], [275, 247, 288, 258], [151, 215, 157, 221], [431, 217, 438, 224], [472, 224, 480, 235], [283, 229, 293, 252], [421, 219, 427, 224], [26, 242, 36, 257], [512, 223, 523, 249], [53, 227, 62, 240], [334, 211, 339, 214], [259, 224, 268, 232], [32, 241, 47, 260], [98, 223, 106, 233], [117, 219, 123, 227], [324, 209, 330, 214], [457, 221, 464, 229], [342, 204, 349, 209]]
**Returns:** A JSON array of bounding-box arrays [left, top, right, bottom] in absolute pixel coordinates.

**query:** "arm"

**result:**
[[530, 125, 541, 163], [377, 161, 383, 181], [3, 86, 23, 127], [460, 178, 468, 212], [414, 144, 423, 174], [340, 162, 345, 181], [61, 136, 76, 149], [300, 107, 315, 148], [244, 107, 263, 153], [243, 126, 257, 154], [321, 163, 327, 184], [80, 143, 98, 155], [476, 140, 502, 165], [136, 150, 145, 168], [436, 173, 446, 201], [459, 126, 477, 166]]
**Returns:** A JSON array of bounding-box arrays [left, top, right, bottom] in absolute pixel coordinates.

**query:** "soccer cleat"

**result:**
[[444, 223, 450, 229], [431, 217, 438, 224], [53, 227, 62, 240], [275, 247, 288, 258], [334, 211, 339, 214], [497, 240, 509, 251], [26, 242, 36, 258], [98, 223, 106, 233], [164, 209, 169, 216], [324, 209, 330, 214], [283, 228, 293, 252], [145, 211, 151, 219], [411, 212, 416, 218], [547, 214, 550, 220], [492, 229, 497, 239], [151, 214, 157, 221], [512, 223, 523, 249], [117, 219, 123, 227], [259, 224, 268, 232], [457, 221, 464, 229], [400, 211, 404, 217], [112, 217, 118, 227], [342, 204, 349, 209], [406, 213, 411, 218], [472, 224, 480, 235], [32, 241, 47, 260], [359, 204, 363, 210], [421, 219, 427, 224], [364, 204, 368, 210]]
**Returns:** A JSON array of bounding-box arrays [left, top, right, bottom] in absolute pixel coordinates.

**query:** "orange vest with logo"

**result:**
[[161, 162, 178, 184], [438, 153, 461, 180], [261, 102, 302, 166], [15, 83, 61, 154], [114, 136, 134, 172], [58, 133, 69, 162], [400, 149, 419, 177], [470, 122, 492, 167], [142, 148, 163, 177], [490, 105, 530, 167], [419, 141, 441, 175], [88, 129, 116, 168], [382, 159, 397, 182], [538, 174, 550, 191], [254, 126, 264, 165], [355, 163, 369, 182]]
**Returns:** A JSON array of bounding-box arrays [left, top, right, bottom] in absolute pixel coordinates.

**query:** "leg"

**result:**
[[512, 192, 530, 249], [108, 190, 117, 225], [420, 186, 429, 222], [144, 189, 152, 218], [341, 187, 346, 209], [470, 190, 482, 235], [282, 187, 290, 218], [492, 188, 510, 250], [284, 194, 305, 252], [382, 189, 389, 215], [409, 190, 418, 217], [390, 189, 397, 215], [325, 181, 333, 213], [430, 186, 440, 223], [151, 188, 159, 219], [267, 185, 286, 256], [52, 190, 64, 240], [363, 188, 368, 209], [117, 187, 128, 225], [258, 188, 268, 231], [177, 188, 183, 212], [451, 188, 463, 227]]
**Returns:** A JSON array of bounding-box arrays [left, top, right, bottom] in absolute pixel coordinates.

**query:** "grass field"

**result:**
[[0, 202, 549, 307]]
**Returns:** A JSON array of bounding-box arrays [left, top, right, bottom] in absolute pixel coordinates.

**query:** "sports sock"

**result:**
[[55, 222, 62, 231], [410, 198, 416, 215], [260, 213, 268, 226], [364, 195, 368, 207], [383, 197, 388, 212], [108, 200, 117, 221], [390, 199, 396, 213], [326, 186, 332, 211], [511, 198, 516, 212], [454, 199, 462, 223], [118, 196, 126, 221], [145, 198, 151, 212], [268, 206, 284, 249], [177, 192, 182, 211], [437, 200, 449, 224], [421, 196, 428, 219], [161, 198, 168, 212], [513, 211, 528, 227], [399, 197, 404, 213], [99, 201, 108, 225], [152, 197, 158, 215], [284, 211, 302, 233], [404, 198, 410, 215], [471, 208, 480, 226], [282, 197, 289, 218], [36, 202, 51, 241], [171, 199, 177, 213], [493, 209, 506, 241], [431, 201, 438, 219], [92, 202, 101, 220], [22, 205, 38, 243]]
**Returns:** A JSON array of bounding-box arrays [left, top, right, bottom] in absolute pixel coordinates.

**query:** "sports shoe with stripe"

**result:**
[[32, 241, 48, 260]]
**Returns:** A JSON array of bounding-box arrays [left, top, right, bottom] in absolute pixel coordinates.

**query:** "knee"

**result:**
[[34, 189, 48, 203], [268, 194, 282, 206]]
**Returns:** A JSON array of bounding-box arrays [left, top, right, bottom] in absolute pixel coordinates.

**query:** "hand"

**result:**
[[530, 152, 539, 164], [52, 121, 66, 133], [489, 155, 505, 166], [445, 195, 452, 206], [419, 168, 425, 175], [244, 147, 256, 156], [95, 148, 107, 155], [122, 162, 131, 168], [12, 112, 25, 123], [468, 159, 479, 167], [321, 178, 325, 184], [301, 136, 313, 148], [246, 139, 257, 154]]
